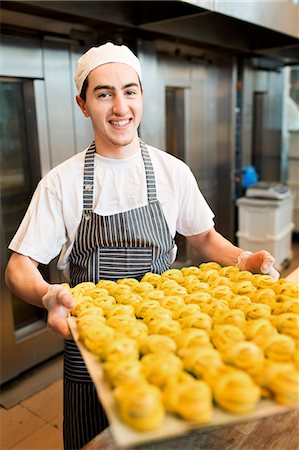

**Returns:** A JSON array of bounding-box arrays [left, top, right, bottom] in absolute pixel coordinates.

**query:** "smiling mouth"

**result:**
[[110, 119, 131, 128]]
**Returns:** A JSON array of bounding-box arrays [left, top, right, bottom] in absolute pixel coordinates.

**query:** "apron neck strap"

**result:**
[[82, 139, 157, 211]]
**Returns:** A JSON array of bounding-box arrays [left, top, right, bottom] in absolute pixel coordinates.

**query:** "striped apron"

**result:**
[[63, 140, 175, 449]]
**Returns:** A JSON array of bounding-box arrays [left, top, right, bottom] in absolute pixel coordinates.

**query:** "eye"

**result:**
[[125, 89, 137, 96], [97, 92, 112, 99]]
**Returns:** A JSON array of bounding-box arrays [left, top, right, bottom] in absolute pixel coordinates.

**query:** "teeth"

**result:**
[[111, 120, 129, 127]]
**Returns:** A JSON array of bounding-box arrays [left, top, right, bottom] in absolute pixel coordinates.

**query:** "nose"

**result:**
[[112, 93, 128, 116]]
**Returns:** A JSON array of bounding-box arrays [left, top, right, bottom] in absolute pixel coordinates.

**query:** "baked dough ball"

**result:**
[[272, 300, 299, 316], [147, 318, 181, 338], [241, 302, 272, 320], [172, 303, 201, 320], [228, 295, 251, 309], [142, 307, 173, 323], [81, 324, 115, 359], [96, 279, 117, 291], [212, 309, 246, 328], [243, 318, 277, 344], [199, 262, 221, 272], [142, 289, 165, 302], [114, 380, 165, 431], [200, 299, 230, 318], [116, 292, 142, 307], [253, 288, 276, 304], [163, 378, 212, 424], [116, 278, 140, 287], [221, 341, 265, 377], [231, 270, 253, 282], [119, 321, 149, 343], [210, 285, 233, 301], [184, 291, 212, 306], [181, 266, 201, 277], [105, 304, 135, 318], [90, 295, 116, 312], [139, 334, 177, 355], [251, 274, 275, 289], [102, 335, 139, 361], [140, 272, 162, 288], [141, 351, 183, 387], [132, 281, 155, 296], [175, 328, 211, 350], [218, 265, 240, 279], [178, 312, 212, 333], [160, 268, 184, 283], [271, 313, 299, 341], [213, 370, 261, 414], [261, 334, 296, 363], [134, 299, 161, 318], [160, 295, 185, 312], [75, 306, 105, 319], [210, 324, 245, 351], [103, 358, 142, 387], [76, 316, 107, 339], [267, 367, 299, 406], [106, 314, 137, 330], [179, 347, 223, 379], [231, 280, 255, 296]]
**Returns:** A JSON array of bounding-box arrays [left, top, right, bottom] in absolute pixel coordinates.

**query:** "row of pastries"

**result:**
[[68, 262, 299, 432]]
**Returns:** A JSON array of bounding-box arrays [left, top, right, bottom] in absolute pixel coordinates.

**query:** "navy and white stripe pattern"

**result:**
[[64, 139, 175, 449]]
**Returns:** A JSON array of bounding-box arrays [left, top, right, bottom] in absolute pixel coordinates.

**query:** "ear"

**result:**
[[76, 95, 90, 117]]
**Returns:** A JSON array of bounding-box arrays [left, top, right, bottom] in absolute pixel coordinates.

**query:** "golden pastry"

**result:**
[[142, 289, 165, 302], [142, 306, 173, 323], [132, 281, 155, 296], [119, 320, 148, 343], [267, 367, 299, 406], [213, 370, 261, 414], [71, 300, 95, 316], [199, 262, 221, 272], [178, 312, 212, 333], [76, 315, 107, 339], [105, 304, 135, 318], [172, 303, 201, 320], [116, 292, 142, 307], [163, 378, 212, 424], [227, 295, 251, 309], [109, 283, 132, 298], [116, 278, 139, 287], [184, 291, 212, 306], [243, 318, 277, 344], [81, 324, 115, 358], [141, 351, 183, 387], [102, 335, 139, 361], [179, 347, 223, 379], [261, 333, 296, 363], [103, 358, 142, 387], [231, 270, 253, 282], [251, 274, 275, 289], [211, 308, 246, 328], [146, 318, 181, 338], [84, 286, 110, 299], [231, 280, 255, 296], [175, 327, 211, 350], [160, 295, 185, 311], [106, 314, 137, 330], [139, 334, 177, 355], [210, 324, 245, 351], [221, 341, 265, 376], [134, 299, 161, 318], [75, 306, 105, 319], [218, 265, 239, 278], [253, 288, 276, 304], [160, 268, 184, 283], [241, 302, 271, 320], [181, 266, 201, 277], [96, 279, 117, 291], [271, 300, 299, 315], [140, 272, 162, 288], [210, 285, 233, 301], [271, 313, 299, 341], [201, 269, 221, 283], [161, 282, 188, 297], [114, 379, 165, 431], [200, 299, 229, 317]]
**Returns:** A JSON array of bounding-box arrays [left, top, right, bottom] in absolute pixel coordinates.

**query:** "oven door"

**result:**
[[0, 78, 64, 384]]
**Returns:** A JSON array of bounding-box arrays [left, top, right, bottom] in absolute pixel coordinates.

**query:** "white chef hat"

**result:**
[[75, 42, 142, 94]]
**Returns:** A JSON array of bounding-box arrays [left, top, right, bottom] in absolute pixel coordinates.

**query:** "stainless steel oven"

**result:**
[[0, 78, 64, 384]]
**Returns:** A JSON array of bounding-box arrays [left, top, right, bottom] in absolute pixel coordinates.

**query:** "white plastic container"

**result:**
[[236, 196, 294, 238], [236, 196, 295, 269], [236, 224, 294, 270]]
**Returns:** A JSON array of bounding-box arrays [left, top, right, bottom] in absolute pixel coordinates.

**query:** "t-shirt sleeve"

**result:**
[[8, 178, 67, 264], [175, 164, 215, 236]]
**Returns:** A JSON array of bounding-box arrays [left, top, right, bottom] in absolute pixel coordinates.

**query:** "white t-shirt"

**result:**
[[9, 144, 214, 276]]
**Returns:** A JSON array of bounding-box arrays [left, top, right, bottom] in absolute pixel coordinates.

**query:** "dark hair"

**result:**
[[79, 77, 88, 102]]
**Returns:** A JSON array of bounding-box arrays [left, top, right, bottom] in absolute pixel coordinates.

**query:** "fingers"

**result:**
[[56, 288, 76, 309], [47, 305, 72, 339]]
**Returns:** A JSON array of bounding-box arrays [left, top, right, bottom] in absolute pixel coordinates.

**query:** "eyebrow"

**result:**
[[93, 82, 140, 93]]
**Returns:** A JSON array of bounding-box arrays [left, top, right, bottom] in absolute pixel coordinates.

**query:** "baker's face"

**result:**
[[77, 62, 143, 152]]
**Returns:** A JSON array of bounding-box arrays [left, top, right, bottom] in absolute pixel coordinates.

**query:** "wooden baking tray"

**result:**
[[68, 316, 295, 449]]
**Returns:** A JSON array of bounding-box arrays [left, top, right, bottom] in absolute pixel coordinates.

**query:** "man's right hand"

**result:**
[[42, 284, 76, 339]]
